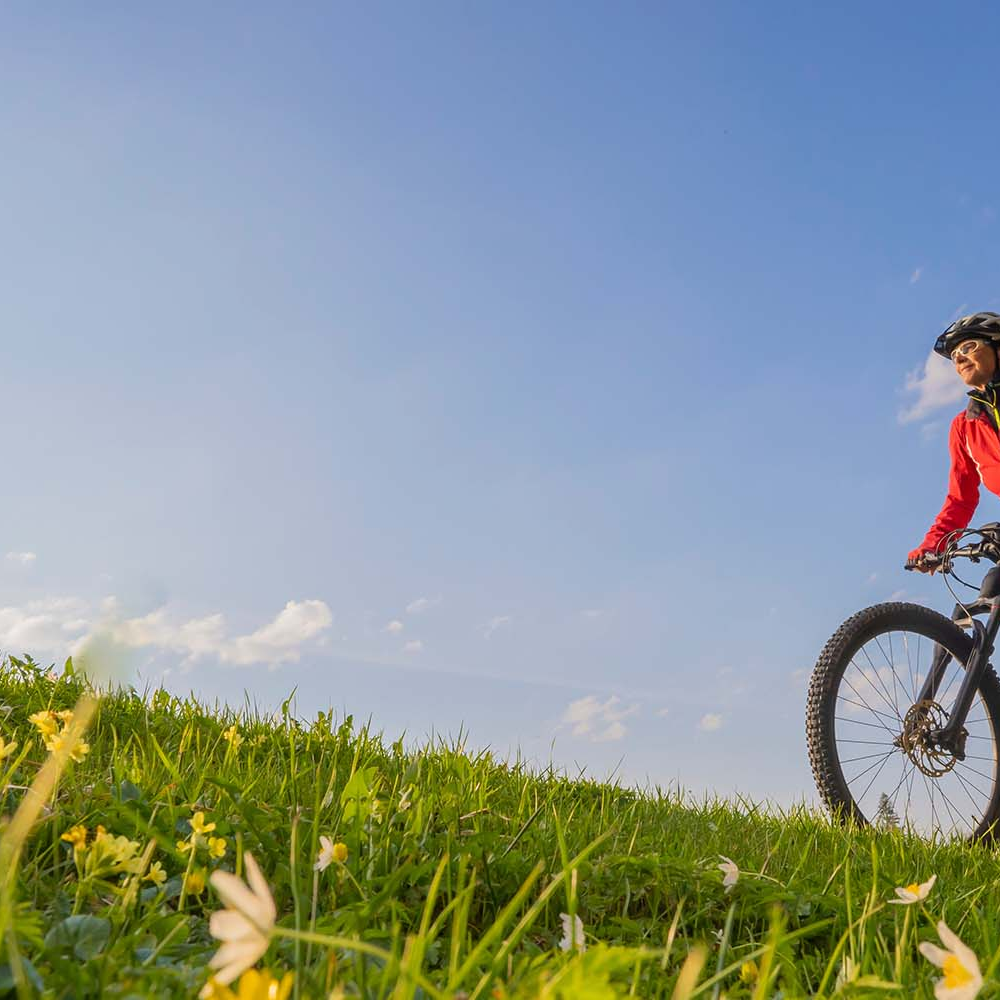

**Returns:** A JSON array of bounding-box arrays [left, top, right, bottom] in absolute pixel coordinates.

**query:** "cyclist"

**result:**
[[909, 311, 1000, 573]]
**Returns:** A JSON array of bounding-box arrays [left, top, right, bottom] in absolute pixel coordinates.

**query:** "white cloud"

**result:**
[[6, 552, 36, 566], [406, 597, 441, 615], [0, 597, 89, 653], [0, 595, 333, 669], [656, 706, 670, 717], [699, 713, 723, 732], [561, 694, 639, 743], [384, 620, 404, 634], [403, 639, 423, 653], [580, 609, 604, 619], [595, 720, 627, 742], [482, 615, 511, 639], [221, 601, 333, 666], [910, 266, 923, 285], [899, 351, 966, 424]]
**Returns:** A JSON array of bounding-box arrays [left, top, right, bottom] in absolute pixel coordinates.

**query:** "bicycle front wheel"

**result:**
[[806, 602, 1000, 840]]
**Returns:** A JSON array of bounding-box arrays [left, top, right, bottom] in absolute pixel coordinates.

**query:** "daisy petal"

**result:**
[[918, 942, 948, 968], [209, 871, 261, 918], [243, 853, 277, 922], [936, 921, 981, 977]]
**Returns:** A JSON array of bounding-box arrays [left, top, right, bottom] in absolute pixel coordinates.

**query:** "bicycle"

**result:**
[[806, 522, 1000, 840]]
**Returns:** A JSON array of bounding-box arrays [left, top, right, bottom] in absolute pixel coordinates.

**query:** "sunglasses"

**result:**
[[951, 339, 989, 362]]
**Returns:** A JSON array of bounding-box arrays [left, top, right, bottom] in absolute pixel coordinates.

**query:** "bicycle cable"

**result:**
[[939, 527, 985, 618]]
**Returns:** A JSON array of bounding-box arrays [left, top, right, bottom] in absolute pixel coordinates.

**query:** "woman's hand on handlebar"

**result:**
[[905, 552, 939, 574]]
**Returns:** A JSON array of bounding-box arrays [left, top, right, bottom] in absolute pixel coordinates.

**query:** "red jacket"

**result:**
[[911, 386, 1000, 558]]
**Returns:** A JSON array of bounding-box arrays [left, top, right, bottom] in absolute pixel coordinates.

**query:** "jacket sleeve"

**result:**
[[914, 415, 981, 555]]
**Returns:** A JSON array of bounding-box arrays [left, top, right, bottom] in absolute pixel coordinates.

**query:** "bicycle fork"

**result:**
[[914, 602, 1000, 759]]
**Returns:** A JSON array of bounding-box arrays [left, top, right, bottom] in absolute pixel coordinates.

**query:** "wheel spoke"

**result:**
[[853, 646, 904, 721], [835, 715, 899, 733], [835, 695, 903, 727], [841, 751, 897, 765], [855, 751, 897, 805]]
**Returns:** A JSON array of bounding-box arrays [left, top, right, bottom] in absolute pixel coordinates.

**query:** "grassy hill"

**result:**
[[0, 656, 998, 998]]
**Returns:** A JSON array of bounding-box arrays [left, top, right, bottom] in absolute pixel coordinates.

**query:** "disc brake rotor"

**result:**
[[898, 700, 956, 777]]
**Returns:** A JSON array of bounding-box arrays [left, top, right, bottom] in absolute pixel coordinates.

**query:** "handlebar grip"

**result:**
[[905, 553, 943, 571]]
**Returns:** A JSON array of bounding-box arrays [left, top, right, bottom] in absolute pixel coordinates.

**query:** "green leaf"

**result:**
[[44, 914, 112, 960], [341, 765, 380, 823], [115, 778, 143, 803], [0, 958, 43, 994]]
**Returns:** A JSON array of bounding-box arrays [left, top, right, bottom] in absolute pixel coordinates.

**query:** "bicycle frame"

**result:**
[[916, 565, 1000, 752]]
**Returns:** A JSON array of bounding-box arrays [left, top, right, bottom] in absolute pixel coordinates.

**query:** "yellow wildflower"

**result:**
[[185, 868, 207, 895], [739, 960, 759, 984], [28, 710, 59, 737], [79, 828, 142, 879], [145, 861, 167, 886], [199, 980, 236, 1000], [191, 811, 217, 836], [200, 969, 294, 1000], [61, 825, 88, 852], [222, 725, 244, 750], [0, 735, 17, 760], [44, 729, 89, 762], [235, 969, 293, 1000], [209, 837, 227, 859], [55, 709, 75, 724], [177, 838, 194, 854]]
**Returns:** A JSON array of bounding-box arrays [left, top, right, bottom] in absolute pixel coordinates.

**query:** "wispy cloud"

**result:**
[[406, 597, 441, 615], [899, 351, 966, 424], [561, 694, 639, 743], [482, 615, 511, 639], [580, 609, 604, 619], [403, 639, 423, 653], [910, 266, 924, 285], [656, 706, 670, 717], [384, 620, 404, 634], [699, 713, 723, 732], [5, 552, 36, 566], [920, 419, 946, 442]]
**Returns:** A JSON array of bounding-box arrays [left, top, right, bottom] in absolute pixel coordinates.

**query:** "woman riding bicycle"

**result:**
[[909, 311, 1000, 573], [806, 312, 1000, 840]]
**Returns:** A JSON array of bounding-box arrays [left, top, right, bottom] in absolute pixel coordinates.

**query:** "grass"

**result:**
[[1, 655, 999, 998]]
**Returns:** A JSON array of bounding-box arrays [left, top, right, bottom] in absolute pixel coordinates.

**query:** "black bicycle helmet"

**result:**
[[933, 311, 1000, 359]]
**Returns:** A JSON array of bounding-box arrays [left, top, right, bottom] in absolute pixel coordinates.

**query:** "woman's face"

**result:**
[[952, 338, 999, 388]]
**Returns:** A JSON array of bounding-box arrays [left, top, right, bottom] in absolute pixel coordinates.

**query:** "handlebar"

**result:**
[[905, 540, 1000, 572]]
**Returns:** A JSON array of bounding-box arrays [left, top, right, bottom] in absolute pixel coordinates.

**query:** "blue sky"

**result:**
[[2, 3, 999, 805]]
